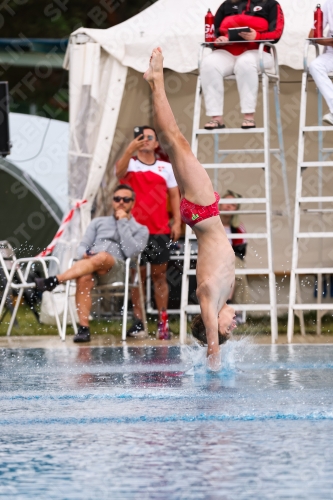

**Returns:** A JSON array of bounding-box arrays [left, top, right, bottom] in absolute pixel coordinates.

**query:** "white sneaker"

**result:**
[[323, 112, 333, 125]]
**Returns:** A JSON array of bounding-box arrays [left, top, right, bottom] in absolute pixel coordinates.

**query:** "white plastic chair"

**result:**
[[61, 254, 147, 341], [0, 240, 62, 337]]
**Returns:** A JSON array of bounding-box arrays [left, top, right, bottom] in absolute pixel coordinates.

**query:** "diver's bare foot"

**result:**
[[207, 352, 222, 372], [143, 47, 164, 89]]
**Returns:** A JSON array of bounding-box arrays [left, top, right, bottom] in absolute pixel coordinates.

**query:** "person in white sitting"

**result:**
[[309, 0, 333, 125], [200, 0, 284, 130]]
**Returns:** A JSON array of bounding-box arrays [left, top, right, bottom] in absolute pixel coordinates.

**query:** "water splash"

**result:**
[[183, 336, 255, 376]]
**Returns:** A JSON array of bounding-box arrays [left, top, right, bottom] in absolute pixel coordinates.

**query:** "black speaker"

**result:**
[[0, 82, 10, 157]]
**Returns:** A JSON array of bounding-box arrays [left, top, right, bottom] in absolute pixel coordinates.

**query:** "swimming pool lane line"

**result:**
[[0, 390, 239, 402], [0, 411, 332, 426]]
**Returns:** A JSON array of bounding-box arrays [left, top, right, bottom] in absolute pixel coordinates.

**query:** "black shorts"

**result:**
[[140, 234, 171, 266]]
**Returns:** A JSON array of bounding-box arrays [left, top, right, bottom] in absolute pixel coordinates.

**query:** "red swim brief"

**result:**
[[180, 192, 220, 228]]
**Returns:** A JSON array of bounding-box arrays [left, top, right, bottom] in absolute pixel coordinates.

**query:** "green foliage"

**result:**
[[2, 305, 333, 339], [0, 304, 179, 337], [0, 0, 158, 38], [0, 0, 158, 120]]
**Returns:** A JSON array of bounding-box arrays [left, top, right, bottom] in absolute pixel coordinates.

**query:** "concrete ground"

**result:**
[[0, 333, 332, 349]]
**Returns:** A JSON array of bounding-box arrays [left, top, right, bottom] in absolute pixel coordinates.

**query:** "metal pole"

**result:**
[[262, 73, 278, 342], [61, 257, 73, 341], [287, 71, 308, 342], [180, 72, 202, 343], [146, 262, 152, 313], [7, 261, 33, 336], [137, 256, 148, 336], [316, 272, 323, 336], [62, 280, 71, 341], [7, 285, 24, 336], [273, 84, 292, 225], [317, 89, 324, 334], [214, 133, 219, 191], [318, 88, 323, 204], [68, 295, 78, 335], [121, 258, 130, 341]]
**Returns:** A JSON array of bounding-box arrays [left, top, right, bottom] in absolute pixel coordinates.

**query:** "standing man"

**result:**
[[309, 0, 333, 124], [116, 125, 181, 336]]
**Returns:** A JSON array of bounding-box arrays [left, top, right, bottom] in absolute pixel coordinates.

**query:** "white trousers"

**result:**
[[201, 49, 273, 116], [309, 52, 333, 114]]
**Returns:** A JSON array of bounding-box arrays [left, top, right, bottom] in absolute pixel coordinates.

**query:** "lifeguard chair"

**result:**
[[180, 41, 291, 344]]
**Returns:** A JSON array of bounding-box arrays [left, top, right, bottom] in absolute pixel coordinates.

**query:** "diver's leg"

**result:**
[[144, 47, 215, 206]]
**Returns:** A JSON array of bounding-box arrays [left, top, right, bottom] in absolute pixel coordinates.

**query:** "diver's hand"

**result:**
[[207, 352, 222, 372]]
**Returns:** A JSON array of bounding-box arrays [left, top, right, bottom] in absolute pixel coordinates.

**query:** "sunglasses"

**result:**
[[113, 196, 134, 203], [141, 135, 154, 141]]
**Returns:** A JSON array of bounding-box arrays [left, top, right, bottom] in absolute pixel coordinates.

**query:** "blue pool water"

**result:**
[[0, 341, 333, 499]]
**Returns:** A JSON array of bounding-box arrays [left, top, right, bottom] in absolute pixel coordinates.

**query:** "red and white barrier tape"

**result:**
[[37, 199, 87, 257]]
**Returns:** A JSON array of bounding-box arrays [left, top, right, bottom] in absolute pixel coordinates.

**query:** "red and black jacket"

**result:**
[[214, 0, 284, 56], [231, 225, 247, 260]]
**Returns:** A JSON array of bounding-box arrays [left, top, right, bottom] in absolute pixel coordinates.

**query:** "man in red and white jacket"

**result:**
[[201, 0, 284, 130], [116, 125, 181, 336]]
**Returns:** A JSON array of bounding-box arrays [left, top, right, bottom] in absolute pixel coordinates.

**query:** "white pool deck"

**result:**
[[0, 334, 332, 349]]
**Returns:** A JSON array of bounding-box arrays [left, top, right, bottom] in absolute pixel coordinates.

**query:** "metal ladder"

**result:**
[[287, 41, 333, 342], [180, 42, 291, 345]]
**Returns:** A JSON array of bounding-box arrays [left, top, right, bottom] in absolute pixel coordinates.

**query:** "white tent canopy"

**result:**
[[69, 0, 320, 73], [59, 0, 323, 273]]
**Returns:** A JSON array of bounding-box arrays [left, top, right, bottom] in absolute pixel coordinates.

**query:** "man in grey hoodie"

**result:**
[[35, 185, 149, 342]]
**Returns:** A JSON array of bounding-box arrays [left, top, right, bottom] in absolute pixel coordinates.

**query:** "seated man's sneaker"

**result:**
[[73, 325, 91, 343], [323, 112, 333, 125], [127, 319, 145, 338], [34, 276, 59, 292]]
